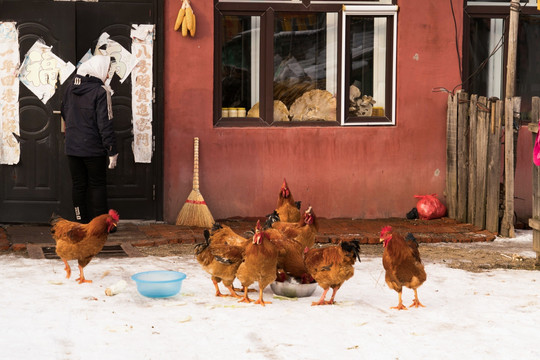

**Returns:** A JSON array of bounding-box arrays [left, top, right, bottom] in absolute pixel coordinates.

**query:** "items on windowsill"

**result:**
[[348, 85, 376, 117], [221, 107, 247, 118], [372, 107, 385, 117], [228, 108, 238, 117], [247, 100, 290, 122], [289, 89, 336, 121]]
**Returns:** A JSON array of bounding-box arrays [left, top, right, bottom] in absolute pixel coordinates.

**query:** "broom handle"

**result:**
[[193, 137, 200, 191]]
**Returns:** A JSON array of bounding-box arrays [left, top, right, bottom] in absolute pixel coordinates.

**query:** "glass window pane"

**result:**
[[349, 16, 386, 118], [221, 15, 260, 118], [516, 14, 540, 122], [273, 13, 338, 122], [468, 18, 504, 99]]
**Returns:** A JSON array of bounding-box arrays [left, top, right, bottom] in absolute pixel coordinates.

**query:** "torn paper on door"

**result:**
[[131, 24, 155, 163], [0, 22, 20, 165], [18, 40, 75, 104]]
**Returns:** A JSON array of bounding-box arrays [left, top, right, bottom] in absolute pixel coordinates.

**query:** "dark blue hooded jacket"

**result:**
[[61, 74, 117, 157]]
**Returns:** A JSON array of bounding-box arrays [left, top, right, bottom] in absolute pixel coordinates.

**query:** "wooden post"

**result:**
[[528, 97, 540, 266], [474, 97, 489, 229], [446, 92, 458, 219], [500, 0, 520, 238], [505, 0, 519, 98], [500, 97, 519, 238], [457, 91, 470, 223], [485, 99, 502, 233], [467, 95, 478, 224]]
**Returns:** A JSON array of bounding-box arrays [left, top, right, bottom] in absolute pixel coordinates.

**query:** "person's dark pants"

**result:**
[[67, 155, 108, 223]]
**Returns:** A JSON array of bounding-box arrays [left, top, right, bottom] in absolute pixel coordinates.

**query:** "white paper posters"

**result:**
[[18, 40, 75, 104], [94, 32, 138, 84], [0, 22, 20, 165], [130, 24, 155, 163]]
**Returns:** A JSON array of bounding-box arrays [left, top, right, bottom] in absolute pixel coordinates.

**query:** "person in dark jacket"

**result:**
[[61, 55, 118, 223]]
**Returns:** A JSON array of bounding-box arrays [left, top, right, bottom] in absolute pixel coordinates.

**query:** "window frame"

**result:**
[[213, 1, 397, 127], [341, 5, 397, 126], [463, 1, 540, 123]]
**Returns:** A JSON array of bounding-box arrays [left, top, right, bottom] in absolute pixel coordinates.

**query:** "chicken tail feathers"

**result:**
[[195, 229, 211, 255], [50, 212, 62, 226], [265, 210, 280, 228], [341, 239, 361, 262], [405, 233, 419, 247], [295, 201, 302, 210]]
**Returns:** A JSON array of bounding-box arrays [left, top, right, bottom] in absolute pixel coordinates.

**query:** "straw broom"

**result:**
[[175, 137, 215, 228]]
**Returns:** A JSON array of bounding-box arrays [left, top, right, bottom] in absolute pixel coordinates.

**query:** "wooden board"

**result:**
[[446, 92, 458, 219], [467, 95, 478, 224], [457, 91, 470, 223], [474, 96, 489, 229], [485, 99, 502, 233]]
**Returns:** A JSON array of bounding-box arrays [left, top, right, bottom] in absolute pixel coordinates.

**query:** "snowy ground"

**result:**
[[0, 232, 538, 360]]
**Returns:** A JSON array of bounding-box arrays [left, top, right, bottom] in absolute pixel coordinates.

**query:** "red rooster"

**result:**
[[380, 226, 427, 310], [275, 178, 301, 223], [51, 210, 119, 284]]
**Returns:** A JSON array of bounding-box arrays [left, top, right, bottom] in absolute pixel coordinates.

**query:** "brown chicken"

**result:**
[[51, 209, 119, 284], [380, 226, 427, 310], [195, 229, 245, 298], [267, 233, 311, 280], [261, 206, 319, 280], [275, 178, 301, 223], [271, 206, 319, 249], [236, 220, 278, 306], [304, 240, 361, 306], [206, 222, 251, 248]]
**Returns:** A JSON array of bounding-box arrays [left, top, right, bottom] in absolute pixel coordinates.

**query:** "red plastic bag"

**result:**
[[414, 194, 447, 220]]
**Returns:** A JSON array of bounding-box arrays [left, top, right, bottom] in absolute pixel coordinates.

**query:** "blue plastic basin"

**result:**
[[131, 271, 186, 298]]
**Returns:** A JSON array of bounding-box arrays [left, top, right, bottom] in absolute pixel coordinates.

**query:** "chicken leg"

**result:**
[[325, 286, 342, 305], [409, 289, 425, 308], [253, 288, 271, 306], [312, 288, 332, 306], [75, 265, 92, 284], [391, 291, 407, 310], [62, 259, 71, 279], [212, 279, 241, 298], [238, 286, 254, 304]]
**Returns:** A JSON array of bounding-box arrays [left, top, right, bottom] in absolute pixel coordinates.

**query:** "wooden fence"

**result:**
[[527, 96, 540, 266], [446, 91, 520, 236]]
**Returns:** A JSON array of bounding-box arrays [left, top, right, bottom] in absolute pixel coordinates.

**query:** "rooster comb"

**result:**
[[380, 225, 392, 235], [108, 209, 120, 222]]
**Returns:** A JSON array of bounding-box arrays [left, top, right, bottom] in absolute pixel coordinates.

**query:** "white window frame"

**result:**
[[466, 1, 535, 5], [341, 5, 398, 126]]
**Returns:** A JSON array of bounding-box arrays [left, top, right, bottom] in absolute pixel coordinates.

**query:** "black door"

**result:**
[[0, 0, 160, 223]]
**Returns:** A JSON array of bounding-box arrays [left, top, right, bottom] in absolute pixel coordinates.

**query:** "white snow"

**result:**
[[0, 231, 538, 360]]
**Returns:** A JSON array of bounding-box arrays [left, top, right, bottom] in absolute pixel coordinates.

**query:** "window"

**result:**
[[343, 6, 397, 125], [464, 1, 540, 123], [214, 1, 397, 127]]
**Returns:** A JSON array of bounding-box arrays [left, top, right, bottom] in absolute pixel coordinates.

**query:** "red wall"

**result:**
[[162, 0, 532, 224]]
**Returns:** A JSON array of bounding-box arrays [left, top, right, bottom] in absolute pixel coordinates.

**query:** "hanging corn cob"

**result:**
[[174, 1, 186, 31], [174, 0, 197, 38]]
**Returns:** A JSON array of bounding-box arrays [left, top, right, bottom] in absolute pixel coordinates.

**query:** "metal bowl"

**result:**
[[270, 279, 318, 298]]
